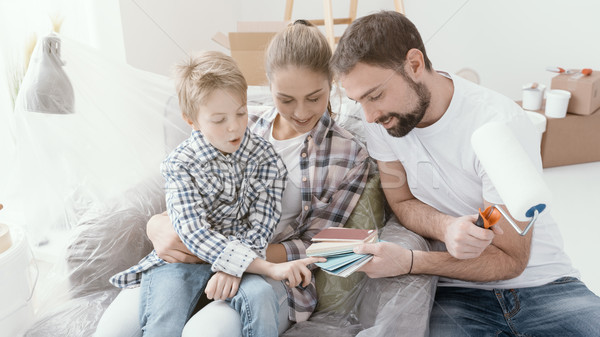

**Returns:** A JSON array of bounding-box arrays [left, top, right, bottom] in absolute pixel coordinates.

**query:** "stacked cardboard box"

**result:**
[[520, 101, 600, 168], [551, 70, 600, 116], [213, 22, 288, 86]]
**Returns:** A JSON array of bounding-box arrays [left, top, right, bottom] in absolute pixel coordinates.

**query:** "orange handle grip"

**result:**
[[475, 206, 502, 229]]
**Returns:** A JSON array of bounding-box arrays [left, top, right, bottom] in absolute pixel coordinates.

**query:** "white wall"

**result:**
[[118, 0, 600, 100], [119, 0, 240, 77]]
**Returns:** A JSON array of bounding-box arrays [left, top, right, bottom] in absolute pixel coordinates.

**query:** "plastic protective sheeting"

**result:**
[[0, 33, 187, 336], [0, 34, 437, 337], [1, 33, 187, 246], [282, 217, 437, 337]]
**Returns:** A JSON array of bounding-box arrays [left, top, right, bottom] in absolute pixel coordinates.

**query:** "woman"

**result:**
[[95, 20, 370, 337]]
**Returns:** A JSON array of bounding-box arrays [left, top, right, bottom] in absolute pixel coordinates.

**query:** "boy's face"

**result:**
[[185, 89, 248, 154]]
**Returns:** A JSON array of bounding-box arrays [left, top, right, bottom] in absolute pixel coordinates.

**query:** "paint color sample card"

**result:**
[[311, 227, 377, 242]]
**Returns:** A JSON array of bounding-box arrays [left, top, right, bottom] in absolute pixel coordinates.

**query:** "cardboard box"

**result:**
[[213, 22, 288, 86], [521, 101, 600, 168], [551, 70, 600, 115]]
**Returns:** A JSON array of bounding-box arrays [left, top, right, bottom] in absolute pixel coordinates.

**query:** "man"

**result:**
[[331, 10, 600, 336]]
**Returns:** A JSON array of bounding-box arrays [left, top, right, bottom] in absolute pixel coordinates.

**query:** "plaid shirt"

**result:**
[[110, 128, 286, 288], [249, 107, 371, 322]]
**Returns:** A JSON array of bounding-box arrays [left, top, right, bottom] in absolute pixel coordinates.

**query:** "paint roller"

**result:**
[[0, 204, 11, 254], [471, 122, 552, 236]]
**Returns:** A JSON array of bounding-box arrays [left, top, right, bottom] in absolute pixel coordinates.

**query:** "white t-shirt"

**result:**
[[363, 72, 579, 289], [268, 125, 308, 237]]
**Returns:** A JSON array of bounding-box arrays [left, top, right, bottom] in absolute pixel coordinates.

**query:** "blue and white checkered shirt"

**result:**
[[110, 128, 286, 288]]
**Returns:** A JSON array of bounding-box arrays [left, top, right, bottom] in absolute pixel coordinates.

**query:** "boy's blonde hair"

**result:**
[[174, 51, 247, 121]]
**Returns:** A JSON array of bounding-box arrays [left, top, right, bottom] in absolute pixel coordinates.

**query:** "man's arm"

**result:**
[[356, 160, 530, 281], [413, 201, 531, 281], [379, 160, 497, 256]]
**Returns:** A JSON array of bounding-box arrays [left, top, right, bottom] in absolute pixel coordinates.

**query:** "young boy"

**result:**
[[109, 51, 287, 337]]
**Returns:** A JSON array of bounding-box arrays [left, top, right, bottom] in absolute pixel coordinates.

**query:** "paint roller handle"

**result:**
[[476, 204, 540, 236], [475, 206, 502, 229]]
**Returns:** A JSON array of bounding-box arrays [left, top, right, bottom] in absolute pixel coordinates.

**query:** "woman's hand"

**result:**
[[205, 271, 241, 300], [146, 212, 204, 264]]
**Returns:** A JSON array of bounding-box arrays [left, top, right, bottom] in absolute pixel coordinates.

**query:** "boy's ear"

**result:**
[[182, 113, 197, 129]]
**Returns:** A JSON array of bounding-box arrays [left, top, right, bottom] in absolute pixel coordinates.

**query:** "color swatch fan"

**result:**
[[307, 227, 377, 277]]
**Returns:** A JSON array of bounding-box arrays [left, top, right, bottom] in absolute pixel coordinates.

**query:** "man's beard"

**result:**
[[378, 77, 431, 138]]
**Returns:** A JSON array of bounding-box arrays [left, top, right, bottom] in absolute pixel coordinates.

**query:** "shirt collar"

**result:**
[[230, 128, 252, 162], [190, 128, 252, 162], [250, 107, 332, 145], [310, 111, 332, 146]]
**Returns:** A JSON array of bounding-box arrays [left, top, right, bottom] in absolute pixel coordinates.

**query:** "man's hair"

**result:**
[[331, 11, 432, 76], [266, 20, 333, 83], [174, 51, 247, 121]]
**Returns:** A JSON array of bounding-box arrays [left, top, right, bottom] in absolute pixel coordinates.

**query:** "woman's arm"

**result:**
[[146, 212, 202, 264], [266, 243, 288, 263]]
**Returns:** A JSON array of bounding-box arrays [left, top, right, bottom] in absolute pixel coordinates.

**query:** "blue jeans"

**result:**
[[228, 274, 279, 337], [139, 263, 279, 337], [139, 263, 212, 337], [430, 277, 600, 336]]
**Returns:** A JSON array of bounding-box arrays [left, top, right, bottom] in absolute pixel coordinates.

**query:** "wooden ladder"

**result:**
[[284, 0, 405, 50]]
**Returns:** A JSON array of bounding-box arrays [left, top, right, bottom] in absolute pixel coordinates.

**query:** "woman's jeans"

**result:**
[[430, 277, 600, 336]]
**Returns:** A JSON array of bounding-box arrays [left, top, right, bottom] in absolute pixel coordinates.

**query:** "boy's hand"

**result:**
[[268, 257, 325, 288], [205, 271, 241, 300]]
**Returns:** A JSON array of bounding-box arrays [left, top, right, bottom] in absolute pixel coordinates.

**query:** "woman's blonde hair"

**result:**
[[174, 51, 247, 121], [265, 20, 333, 84]]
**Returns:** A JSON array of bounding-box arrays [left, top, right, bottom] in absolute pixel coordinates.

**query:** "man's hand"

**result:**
[[443, 215, 503, 259], [266, 257, 325, 288], [146, 212, 204, 264], [354, 242, 412, 278], [205, 271, 241, 300]]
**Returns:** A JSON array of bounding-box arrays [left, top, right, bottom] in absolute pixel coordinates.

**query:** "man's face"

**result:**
[[341, 62, 431, 138]]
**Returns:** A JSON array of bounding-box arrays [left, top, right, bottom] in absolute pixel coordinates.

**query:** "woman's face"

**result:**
[[270, 66, 330, 139]]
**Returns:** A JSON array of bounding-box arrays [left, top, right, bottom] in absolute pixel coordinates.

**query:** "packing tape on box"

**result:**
[[0, 223, 12, 254]]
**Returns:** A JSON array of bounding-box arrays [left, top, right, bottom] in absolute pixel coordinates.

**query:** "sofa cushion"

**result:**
[[65, 176, 164, 298], [314, 174, 386, 312]]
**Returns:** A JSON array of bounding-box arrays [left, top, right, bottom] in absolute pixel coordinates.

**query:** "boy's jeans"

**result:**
[[430, 277, 600, 336], [140, 263, 279, 337], [140, 263, 212, 337], [229, 273, 279, 337]]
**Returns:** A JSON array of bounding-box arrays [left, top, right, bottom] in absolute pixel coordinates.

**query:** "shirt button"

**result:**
[[304, 205, 309, 211], [301, 153, 307, 158], [302, 176, 307, 182]]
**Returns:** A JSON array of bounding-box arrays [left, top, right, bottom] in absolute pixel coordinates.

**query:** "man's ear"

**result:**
[[405, 48, 425, 78]]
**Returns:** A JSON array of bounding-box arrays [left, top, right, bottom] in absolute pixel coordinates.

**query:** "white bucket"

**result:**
[[0, 226, 38, 337]]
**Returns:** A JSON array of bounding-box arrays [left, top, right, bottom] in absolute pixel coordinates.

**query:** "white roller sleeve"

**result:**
[[0, 223, 11, 254], [471, 122, 552, 221]]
